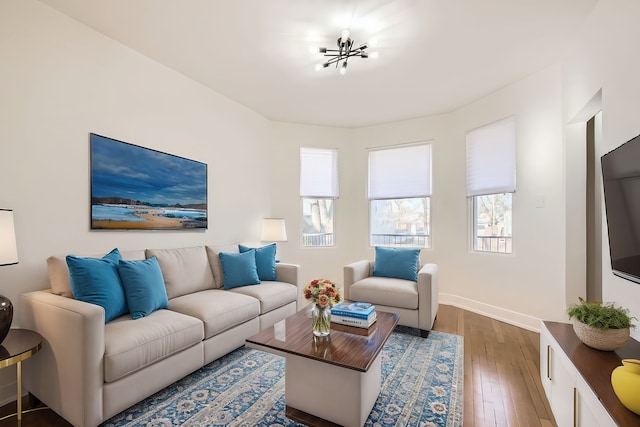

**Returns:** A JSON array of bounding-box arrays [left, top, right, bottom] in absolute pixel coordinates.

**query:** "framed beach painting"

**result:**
[[90, 133, 208, 230]]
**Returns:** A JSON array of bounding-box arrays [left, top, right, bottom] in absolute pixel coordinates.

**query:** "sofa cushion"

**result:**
[[349, 276, 419, 310], [205, 245, 239, 288], [118, 257, 169, 319], [239, 243, 277, 281], [372, 246, 420, 282], [103, 309, 203, 383], [219, 250, 260, 289], [146, 246, 214, 299], [48, 249, 146, 297], [229, 281, 297, 314], [66, 248, 128, 323], [168, 290, 260, 339]]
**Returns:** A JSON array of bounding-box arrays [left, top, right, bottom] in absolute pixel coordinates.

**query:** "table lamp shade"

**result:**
[[261, 218, 287, 242], [0, 210, 19, 266], [0, 209, 18, 344]]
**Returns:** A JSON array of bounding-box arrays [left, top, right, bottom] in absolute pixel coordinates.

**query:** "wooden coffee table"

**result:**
[[246, 308, 399, 427]]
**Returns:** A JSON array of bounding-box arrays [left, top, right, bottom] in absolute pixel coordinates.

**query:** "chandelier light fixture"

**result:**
[[314, 29, 378, 75]]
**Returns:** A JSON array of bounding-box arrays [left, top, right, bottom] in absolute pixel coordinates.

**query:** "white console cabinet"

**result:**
[[540, 321, 631, 427]]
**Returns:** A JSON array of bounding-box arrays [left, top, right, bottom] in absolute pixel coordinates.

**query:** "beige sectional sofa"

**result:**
[[19, 245, 300, 427]]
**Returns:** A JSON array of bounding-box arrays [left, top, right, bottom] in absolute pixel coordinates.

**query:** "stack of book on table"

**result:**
[[330, 302, 376, 328]]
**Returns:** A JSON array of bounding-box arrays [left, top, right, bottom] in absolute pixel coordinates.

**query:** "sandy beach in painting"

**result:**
[[92, 206, 204, 230]]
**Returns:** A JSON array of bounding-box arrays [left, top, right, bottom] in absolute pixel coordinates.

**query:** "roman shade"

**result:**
[[368, 143, 432, 199], [299, 147, 339, 198], [466, 116, 516, 197]]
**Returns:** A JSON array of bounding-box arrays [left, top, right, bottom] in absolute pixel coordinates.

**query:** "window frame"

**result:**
[[471, 192, 513, 254], [301, 197, 335, 247], [369, 197, 431, 248]]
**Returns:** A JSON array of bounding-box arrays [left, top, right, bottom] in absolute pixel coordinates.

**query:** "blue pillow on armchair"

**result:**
[[372, 246, 421, 282]]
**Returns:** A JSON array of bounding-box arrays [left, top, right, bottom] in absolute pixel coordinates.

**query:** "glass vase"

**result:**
[[312, 303, 331, 337]]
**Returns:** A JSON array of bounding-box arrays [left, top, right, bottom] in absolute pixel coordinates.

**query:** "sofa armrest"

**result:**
[[20, 290, 106, 427], [275, 262, 300, 288], [343, 260, 372, 300], [417, 263, 439, 331]]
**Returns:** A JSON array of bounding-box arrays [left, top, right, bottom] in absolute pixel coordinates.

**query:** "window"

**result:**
[[473, 193, 513, 253], [368, 144, 432, 248], [466, 117, 516, 253], [300, 148, 338, 247]]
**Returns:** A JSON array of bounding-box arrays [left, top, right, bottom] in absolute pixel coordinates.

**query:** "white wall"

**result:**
[[563, 0, 640, 341], [271, 65, 566, 331], [268, 122, 352, 307], [0, 0, 275, 400]]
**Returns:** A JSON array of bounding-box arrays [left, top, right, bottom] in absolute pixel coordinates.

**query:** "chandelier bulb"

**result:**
[[339, 62, 348, 75], [341, 29, 350, 43]]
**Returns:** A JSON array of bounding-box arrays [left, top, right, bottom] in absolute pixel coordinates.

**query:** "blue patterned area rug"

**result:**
[[102, 327, 463, 427]]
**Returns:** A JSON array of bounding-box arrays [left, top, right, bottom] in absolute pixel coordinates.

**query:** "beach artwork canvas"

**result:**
[[90, 133, 207, 230]]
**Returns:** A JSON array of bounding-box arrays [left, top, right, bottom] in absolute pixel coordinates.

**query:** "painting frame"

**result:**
[[90, 133, 208, 231]]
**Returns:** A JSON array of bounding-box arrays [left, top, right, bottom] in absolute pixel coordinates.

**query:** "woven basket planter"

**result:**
[[572, 319, 630, 351]]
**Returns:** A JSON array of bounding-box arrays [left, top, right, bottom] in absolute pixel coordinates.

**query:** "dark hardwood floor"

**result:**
[[0, 305, 557, 426]]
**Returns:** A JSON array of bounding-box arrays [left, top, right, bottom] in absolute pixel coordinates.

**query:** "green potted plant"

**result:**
[[567, 297, 636, 351]]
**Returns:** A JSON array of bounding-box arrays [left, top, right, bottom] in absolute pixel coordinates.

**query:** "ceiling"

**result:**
[[37, 0, 597, 128]]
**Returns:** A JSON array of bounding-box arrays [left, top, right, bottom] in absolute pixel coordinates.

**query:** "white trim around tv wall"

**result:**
[[439, 294, 541, 333]]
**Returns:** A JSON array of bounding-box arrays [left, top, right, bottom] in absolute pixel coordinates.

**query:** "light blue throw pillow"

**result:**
[[219, 250, 260, 289], [239, 243, 277, 281], [372, 246, 421, 282], [117, 257, 169, 320], [66, 248, 128, 323]]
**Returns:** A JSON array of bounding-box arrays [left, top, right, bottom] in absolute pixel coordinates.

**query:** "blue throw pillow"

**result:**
[[239, 243, 277, 281], [219, 250, 260, 289], [372, 246, 421, 282], [66, 248, 128, 323], [117, 257, 169, 320]]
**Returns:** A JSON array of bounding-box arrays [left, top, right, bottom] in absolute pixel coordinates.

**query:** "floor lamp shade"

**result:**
[[0, 209, 18, 344], [261, 218, 287, 242]]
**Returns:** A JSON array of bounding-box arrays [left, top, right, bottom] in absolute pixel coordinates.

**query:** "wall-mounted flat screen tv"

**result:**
[[601, 133, 640, 284], [90, 133, 208, 230]]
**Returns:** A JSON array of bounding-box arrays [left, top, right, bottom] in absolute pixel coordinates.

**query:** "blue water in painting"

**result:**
[[91, 205, 146, 222], [92, 205, 206, 222], [161, 209, 207, 219]]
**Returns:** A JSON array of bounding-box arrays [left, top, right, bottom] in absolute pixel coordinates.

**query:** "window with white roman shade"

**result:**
[[300, 147, 338, 247], [368, 143, 432, 248], [466, 117, 516, 253]]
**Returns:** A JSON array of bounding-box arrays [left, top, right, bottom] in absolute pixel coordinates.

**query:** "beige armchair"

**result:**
[[343, 260, 438, 337]]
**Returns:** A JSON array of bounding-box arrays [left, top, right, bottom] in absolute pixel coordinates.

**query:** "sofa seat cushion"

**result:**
[[169, 290, 260, 339], [229, 281, 297, 314], [104, 309, 204, 383], [349, 276, 419, 310]]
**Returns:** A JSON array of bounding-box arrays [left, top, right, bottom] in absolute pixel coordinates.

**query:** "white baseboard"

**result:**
[[439, 293, 541, 333]]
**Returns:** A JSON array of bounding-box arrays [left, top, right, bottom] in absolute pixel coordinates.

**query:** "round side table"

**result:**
[[0, 329, 42, 422]]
